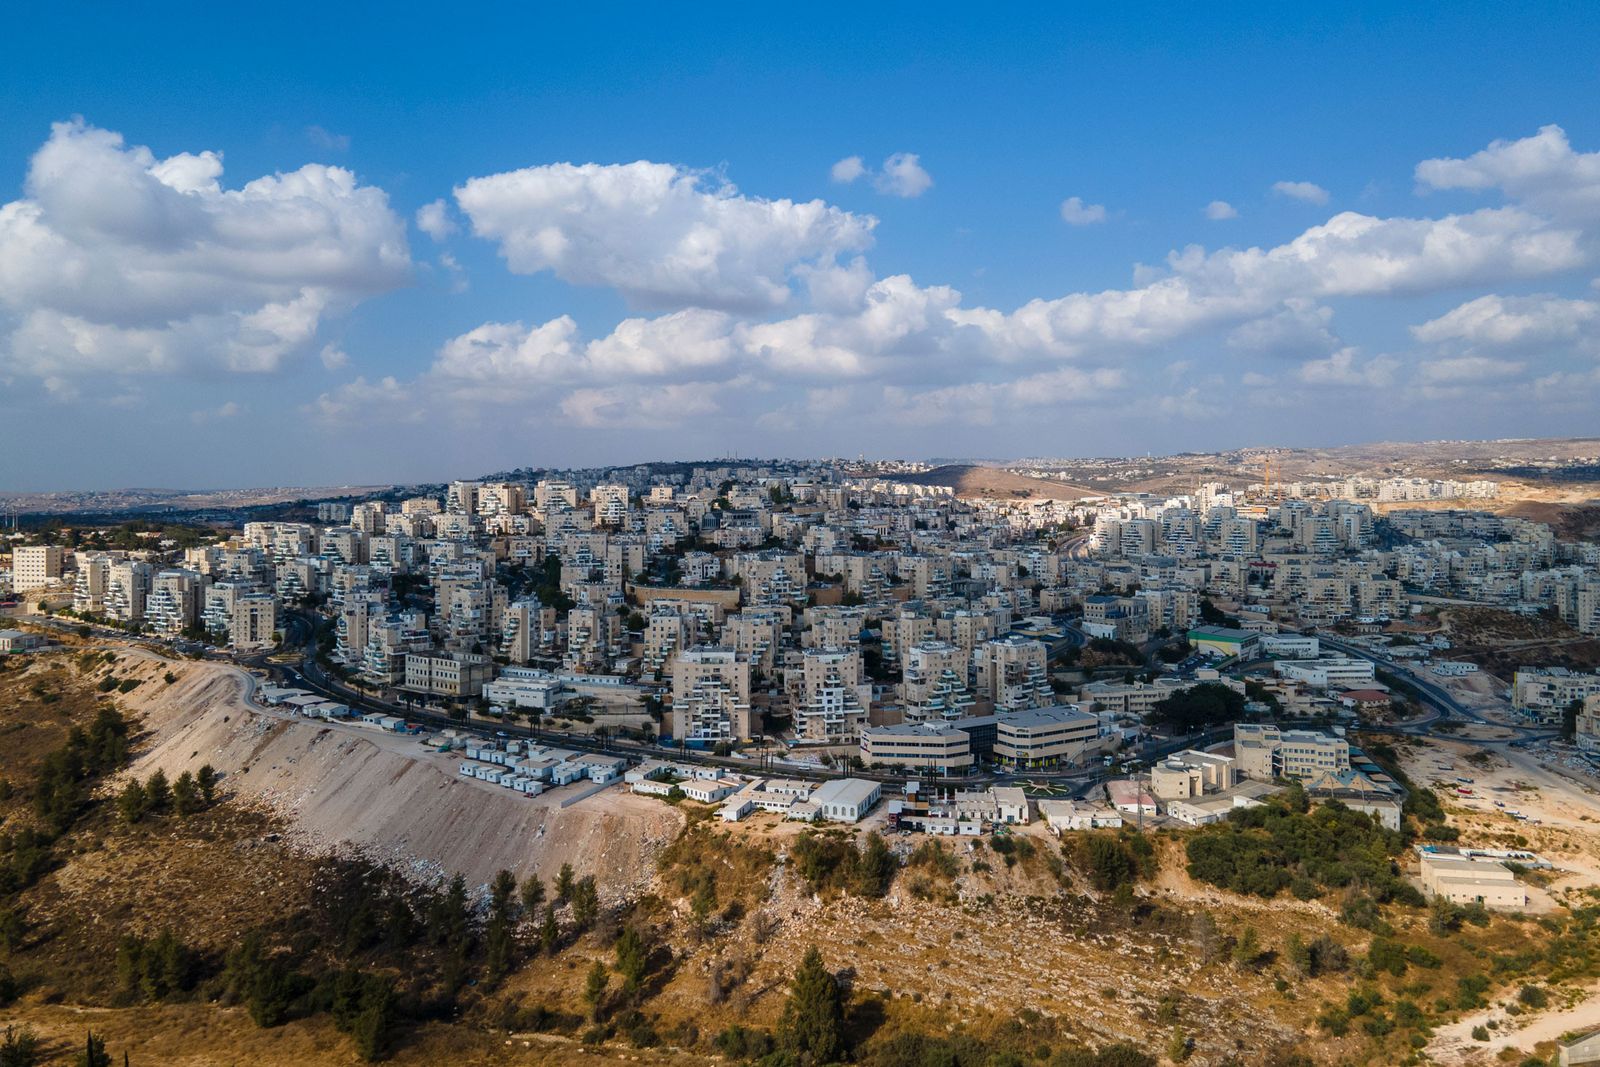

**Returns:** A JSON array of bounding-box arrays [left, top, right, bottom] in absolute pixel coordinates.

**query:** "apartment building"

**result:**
[[976, 634, 1051, 712], [1512, 667, 1600, 724], [145, 569, 204, 636], [591, 484, 630, 526], [901, 640, 975, 723], [670, 646, 753, 742], [794, 646, 870, 742], [1233, 723, 1351, 780], [105, 560, 154, 623], [13, 545, 63, 591], [72, 553, 112, 614], [230, 592, 279, 651]]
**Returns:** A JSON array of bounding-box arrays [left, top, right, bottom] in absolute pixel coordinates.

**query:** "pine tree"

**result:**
[[778, 946, 844, 1066], [172, 771, 201, 817], [116, 780, 147, 826], [74, 1031, 111, 1067], [555, 862, 576, 903], [350, 975, 394, 1062], [538, 903, 560, 956], [0, 1025, 40, 1067], [614, 926, 648, 999], [1232, 926, 1262, 969], [583, 959, 610, 1021], [143, 770, 172, 815], [484, 870, 519, 983], [196, 764, 218, 804], [851, 832, 897, 897], [520, 874, 545, 918], [490, 869, 518, 916], [570, 876, 599, 931]]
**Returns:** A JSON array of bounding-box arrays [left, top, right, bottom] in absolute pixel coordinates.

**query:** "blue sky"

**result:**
[[3, 4, 1600, 489]]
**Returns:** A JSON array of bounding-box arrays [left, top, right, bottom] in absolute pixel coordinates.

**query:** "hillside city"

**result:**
[[3, 453, 1600, 1067]]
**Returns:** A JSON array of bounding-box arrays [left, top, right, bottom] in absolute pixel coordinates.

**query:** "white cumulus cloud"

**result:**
[[415, 198, 458, 241], [1204, 200, 1238, 220], [1416, 124, 1600, 219], [1411, 293, 1599, 349], [1272, 180, 1330, 204], [830, 156, 866, 184], [1059, 197, 1108, 225], [0, 119, 410, 382], [873, 153, 933, 198], [453, 160, 875, 310]]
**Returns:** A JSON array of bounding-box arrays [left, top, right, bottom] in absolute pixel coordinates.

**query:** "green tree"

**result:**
[[538, 903, 560, 955], [0, 1025, 41, 1067], [350, 975, 395, 1062], [615, 926, 649, 999], [116, 779, 147, 825], [779, 946, 845, 1066], [570, 875, 600, 931], [196, 764, 219, 804], [556, 862, 576, 903], [172, 771, 201, 817], [851, 832, 897, 897], [520, 875, 545, 918], [144, 769, 172, 815], [74, 1031, 111, 1067], [485, 869, 519, 983], [584, 959, 610, 1021], [1232, 926, 1263, 969]]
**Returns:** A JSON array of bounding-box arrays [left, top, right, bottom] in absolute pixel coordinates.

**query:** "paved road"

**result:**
[[1317, 634, 1556, 745]]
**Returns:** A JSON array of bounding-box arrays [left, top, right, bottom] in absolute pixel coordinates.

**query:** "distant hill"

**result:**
[[878, 464, 1095, 499]]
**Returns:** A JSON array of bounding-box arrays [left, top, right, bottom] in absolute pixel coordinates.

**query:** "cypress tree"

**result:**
[[583, 959, 609, 1021], [779, 946, 844, 1066]]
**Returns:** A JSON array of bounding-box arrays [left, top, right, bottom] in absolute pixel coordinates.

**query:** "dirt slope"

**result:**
[[118, 657, 683, 895], [880, 464, 1095, 499]]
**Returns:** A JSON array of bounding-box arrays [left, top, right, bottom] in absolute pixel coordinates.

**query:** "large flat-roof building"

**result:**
[[860, 721, 974, 776], [805, 778, 882, 823], [1187, 625, 1261, 660], [1418, 851, 1528, 910], [992, 705, 1101, 768], [1234, 723, 1351, 780]]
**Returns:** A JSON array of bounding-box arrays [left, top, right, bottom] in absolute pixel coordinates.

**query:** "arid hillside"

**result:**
[[880, 464, 1096, 500]]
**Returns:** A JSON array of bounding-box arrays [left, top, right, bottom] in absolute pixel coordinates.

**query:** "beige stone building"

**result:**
[[671, 646, 753, 742], [13, 545, 63, 591]]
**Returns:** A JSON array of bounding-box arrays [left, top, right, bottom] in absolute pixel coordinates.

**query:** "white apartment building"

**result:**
[[976, 634, 1051, 712], [794, 646, 870, 743], [1512, 667, 1600, 724], [13, 546, 63, 591], [671, 646, 753, 742]]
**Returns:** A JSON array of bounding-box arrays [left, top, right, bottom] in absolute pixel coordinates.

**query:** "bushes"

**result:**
[[790, 832, 899, 898], [1184, 797, 1410, 902], [115, 929, 198, 1002], [907, 840, 961, 879], [1063, 832, 1156, 892], [1145, 682, 1247, 732]]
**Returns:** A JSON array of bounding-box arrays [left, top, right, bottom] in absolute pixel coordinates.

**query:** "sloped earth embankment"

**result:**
[[118, 656, 683, 895]]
